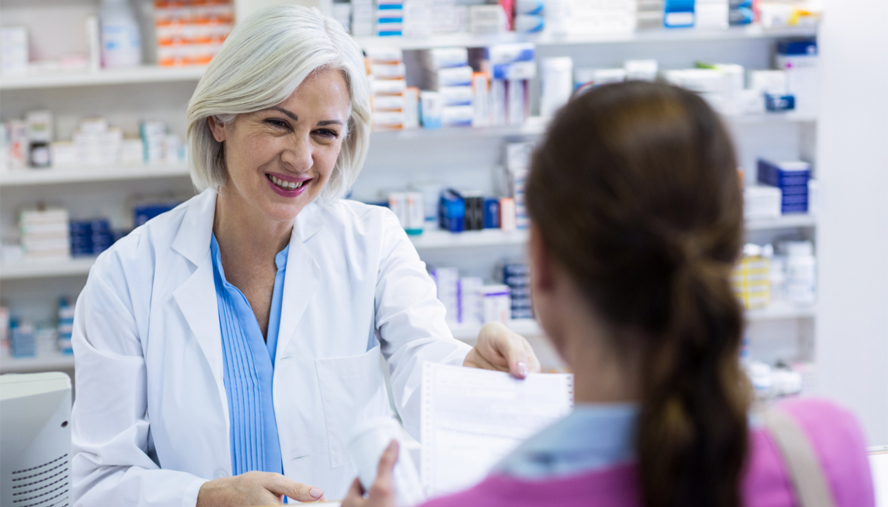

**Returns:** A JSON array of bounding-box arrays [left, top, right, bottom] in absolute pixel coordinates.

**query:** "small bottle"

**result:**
[[100, 0, 141, 68]]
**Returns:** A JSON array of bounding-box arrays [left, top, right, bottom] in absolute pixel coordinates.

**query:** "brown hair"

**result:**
[[525, 81, 749, 507]]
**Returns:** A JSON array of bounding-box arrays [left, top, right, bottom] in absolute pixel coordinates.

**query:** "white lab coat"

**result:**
[[70, 189, 471, 506]]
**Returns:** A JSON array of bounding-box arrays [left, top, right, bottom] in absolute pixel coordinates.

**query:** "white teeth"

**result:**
[[269, 175, 306, 191]]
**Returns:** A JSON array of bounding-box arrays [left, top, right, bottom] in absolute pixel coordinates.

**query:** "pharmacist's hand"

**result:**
[[342, 440, 399, 507], [463, 321, 541, 379], [196, 471, 325, 506]]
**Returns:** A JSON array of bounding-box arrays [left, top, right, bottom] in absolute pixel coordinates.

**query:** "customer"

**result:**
[[343, 82, 875, 507]]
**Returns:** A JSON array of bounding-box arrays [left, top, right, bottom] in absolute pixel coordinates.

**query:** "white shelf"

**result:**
[[355, 25, 818, 50], [0, 25, 817, 91], [0, 213, 819, 279], [0, 257, 96, 280], [746, 214, 817, 230], [0, 65, 206, 90], [0, 163, 190, 187], [746, 302, 817, 321], [0, 354, 75, 374], [409, 229, 529, 249]]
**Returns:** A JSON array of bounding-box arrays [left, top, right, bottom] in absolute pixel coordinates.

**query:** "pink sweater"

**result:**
[[421, 398, 875, 507]]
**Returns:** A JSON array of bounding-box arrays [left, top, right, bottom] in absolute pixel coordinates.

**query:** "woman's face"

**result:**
[[209, 67, 351, 222]]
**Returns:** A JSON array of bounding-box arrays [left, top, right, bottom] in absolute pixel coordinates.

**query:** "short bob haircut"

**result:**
[[185, 5, 371, 200]]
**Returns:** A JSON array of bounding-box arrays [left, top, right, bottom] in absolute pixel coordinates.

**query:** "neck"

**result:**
[[213, 186, 293, 262], [558, 311, 641, 405]]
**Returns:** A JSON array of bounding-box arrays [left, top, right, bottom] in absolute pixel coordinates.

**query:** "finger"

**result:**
[[341, 478, 366, 507], [369, 440, 399, 500], [491, 331, 530, 379], [463, 348, 509, 372], [262, 474, 324, 503], [522, 339, 542, 373]]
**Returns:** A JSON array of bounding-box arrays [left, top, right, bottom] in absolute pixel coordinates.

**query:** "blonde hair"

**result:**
[[185, 5, 371, 200]]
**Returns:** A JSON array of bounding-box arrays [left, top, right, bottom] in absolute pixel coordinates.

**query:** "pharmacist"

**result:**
[[69, 6, 540, 507]]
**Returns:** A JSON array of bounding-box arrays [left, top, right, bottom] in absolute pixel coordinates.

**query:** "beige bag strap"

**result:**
[[762, 409, 838, 507]]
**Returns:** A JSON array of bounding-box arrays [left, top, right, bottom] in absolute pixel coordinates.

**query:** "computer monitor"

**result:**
[[1, 372, 72, 507]]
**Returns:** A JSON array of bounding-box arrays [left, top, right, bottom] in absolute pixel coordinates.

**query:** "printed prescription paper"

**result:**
[[420, 362, 573, 497]]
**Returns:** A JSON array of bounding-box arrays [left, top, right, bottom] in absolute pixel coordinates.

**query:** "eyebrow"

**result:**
[[265, 107, 344, 127]]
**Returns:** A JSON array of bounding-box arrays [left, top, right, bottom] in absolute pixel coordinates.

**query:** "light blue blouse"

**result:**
[[495, 404, 638, 479], [210, 234, 289, 476]]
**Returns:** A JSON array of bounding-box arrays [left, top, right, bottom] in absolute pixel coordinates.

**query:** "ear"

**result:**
[[529, 223, 555, 295], [207, 116, 226, 143]]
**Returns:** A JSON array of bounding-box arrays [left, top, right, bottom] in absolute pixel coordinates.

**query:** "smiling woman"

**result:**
[[69, 5, 540, 507]]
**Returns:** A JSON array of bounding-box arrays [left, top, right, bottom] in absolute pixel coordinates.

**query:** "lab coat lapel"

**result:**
[[170, 189, 228, 420], [276, 202, 325, 359]]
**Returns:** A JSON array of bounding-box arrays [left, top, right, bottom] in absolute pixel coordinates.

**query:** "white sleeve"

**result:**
[[373, 211, 472, 441], [70, 260, 207, 507]]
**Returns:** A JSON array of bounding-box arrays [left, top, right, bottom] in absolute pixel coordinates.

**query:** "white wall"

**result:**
[[816, 0, 888, 445]]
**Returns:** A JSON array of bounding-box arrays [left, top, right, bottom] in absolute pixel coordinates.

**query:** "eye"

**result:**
[[265, 118, 289, 129], [314, 128, 339, 139]]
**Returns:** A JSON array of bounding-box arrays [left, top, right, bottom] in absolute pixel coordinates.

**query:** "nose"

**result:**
[[280, 132, 313, 172]]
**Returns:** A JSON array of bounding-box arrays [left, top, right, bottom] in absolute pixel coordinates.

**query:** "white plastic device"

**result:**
[[348, 417, 426, 507]]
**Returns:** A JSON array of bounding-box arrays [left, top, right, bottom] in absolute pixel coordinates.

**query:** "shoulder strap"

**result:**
[[763, 409, 838, 507]]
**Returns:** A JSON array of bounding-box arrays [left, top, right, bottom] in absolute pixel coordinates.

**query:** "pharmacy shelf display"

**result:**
[[0, 301, 818, 373], [0, 26, 817, 91], [0, 214, 817, 280]]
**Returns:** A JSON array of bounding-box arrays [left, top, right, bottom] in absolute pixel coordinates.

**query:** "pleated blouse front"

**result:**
[[210, 234, 288, 476]]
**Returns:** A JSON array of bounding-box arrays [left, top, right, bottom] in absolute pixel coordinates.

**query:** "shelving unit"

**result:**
[[353, 25, 818, 50], [0, 4, 822, 375], [0, 214, 817, 280]]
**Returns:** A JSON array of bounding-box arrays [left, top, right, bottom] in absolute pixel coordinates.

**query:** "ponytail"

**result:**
[[525, 82, 749, 507], [636, 248, 748, 507]]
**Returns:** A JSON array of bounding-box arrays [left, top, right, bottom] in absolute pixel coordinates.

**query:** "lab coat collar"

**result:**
[[169, 189, 327, 422], [276, 201, 325, 360]]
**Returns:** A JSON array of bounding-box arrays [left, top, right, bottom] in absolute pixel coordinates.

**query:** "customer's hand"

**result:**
[[463, 321, 542, 378], [342, 440, 399, 507], [196, 471, 325, 506]]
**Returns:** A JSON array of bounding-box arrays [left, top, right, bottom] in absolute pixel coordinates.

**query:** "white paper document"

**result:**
[[420, 362, 574, 497]]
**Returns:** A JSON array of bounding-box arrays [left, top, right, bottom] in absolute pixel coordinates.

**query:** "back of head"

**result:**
[[525, 82, 748, 507]]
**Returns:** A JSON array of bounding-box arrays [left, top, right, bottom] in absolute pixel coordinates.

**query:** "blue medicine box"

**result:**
[[664, 0, 695, 28], [483, 198, 500, 229], [757, 159, 811, 188], [439, 189, 465, 233]]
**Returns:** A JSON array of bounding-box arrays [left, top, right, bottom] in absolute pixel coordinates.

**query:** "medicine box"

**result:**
[[757, 159, 811, 214]]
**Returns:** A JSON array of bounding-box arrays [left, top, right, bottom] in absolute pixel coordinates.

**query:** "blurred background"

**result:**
[[0, 0, 885, 445]]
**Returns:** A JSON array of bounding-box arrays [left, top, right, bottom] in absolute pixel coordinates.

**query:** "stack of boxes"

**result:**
[[69, 218, 113, 257], [757, 158, 811, 215], [367, 48, 418, 131], [556, 0, 636, 34], [469, 43, 536, 127], [696, 0, 729, 29], [458, 277, 484, 325], [154, 0, 234, 67], [141, 121, 181, 164], [503, 262, 533, 319], [637, 0, 666, 29], [20, 208, 70, 260], [420, 48, 474, 128], [505, 141, 532, 230], [375, 0, 404, 36], [431, 267, 460, 325], [0, 26, 28, 75], [68, 118, 124, 167], [58, 297, 75, 355], [732, 244, 771, 309], [729, 0, 754, 26], [403, 0, 433, 37], [9, 321, 35, 358], [351, 0, 374, 36]]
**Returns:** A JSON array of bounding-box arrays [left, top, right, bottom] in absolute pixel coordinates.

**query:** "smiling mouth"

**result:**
[[267, 174, 308, 191]]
